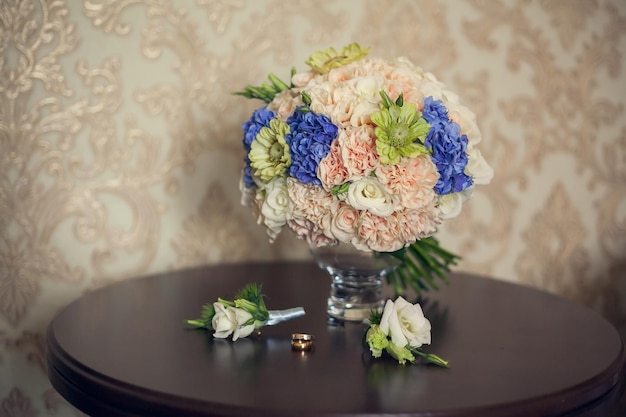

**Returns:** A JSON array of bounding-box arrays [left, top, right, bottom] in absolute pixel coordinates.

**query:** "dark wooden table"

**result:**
[[47, 262, 625, 417]]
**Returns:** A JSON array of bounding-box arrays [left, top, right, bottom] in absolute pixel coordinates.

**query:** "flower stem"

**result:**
[[386, 237, 460, 296], [411, 349, 449, 367]]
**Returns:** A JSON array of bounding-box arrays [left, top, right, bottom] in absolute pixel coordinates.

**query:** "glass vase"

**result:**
[[310, 242, 401, 322]]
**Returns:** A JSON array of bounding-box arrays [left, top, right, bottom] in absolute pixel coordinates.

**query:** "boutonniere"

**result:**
[[366, 296, 448, 367], [187, 283, 305, 340]]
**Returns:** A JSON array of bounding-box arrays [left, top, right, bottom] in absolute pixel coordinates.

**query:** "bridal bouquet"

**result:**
[[237, 43, 493, 293]]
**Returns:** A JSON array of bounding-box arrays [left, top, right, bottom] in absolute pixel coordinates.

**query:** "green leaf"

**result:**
[[395, 93, 404, 107], [331, 182, 351, 195], [234, 283, 269, 322], [367, 309, 384, 326], [379, 90, 394, 109], [233, 73, 291, 104], [186, 302, 216, 329]]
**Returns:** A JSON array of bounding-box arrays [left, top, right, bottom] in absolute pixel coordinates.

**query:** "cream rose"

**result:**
[[465, 147, 494, 185], [446, 101, 482, 145], [346, 177, 395, 217], [212, 303, 237, 339], [329, 201, 359, 242], [211, 303, 255, 341], [438, 192, 467, 220], [379, 297, 431, 348], [239, 175, 255, 207], [231, 308, 256, 341], [260, 177, 289, 241]]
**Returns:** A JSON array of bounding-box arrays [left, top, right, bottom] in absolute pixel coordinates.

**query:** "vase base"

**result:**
[[327, 298, 384, 322]]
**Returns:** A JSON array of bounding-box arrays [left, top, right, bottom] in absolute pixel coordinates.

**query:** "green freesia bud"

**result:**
[[385, 342, 415, 365], [234, 298, 258, 313], [217, 297, 235, 308], [366, 325, 388, 358], [412, 349, 450, 368]]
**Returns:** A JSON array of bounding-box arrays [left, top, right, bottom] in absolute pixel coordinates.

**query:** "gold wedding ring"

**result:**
[[291, 333, 315, 351]]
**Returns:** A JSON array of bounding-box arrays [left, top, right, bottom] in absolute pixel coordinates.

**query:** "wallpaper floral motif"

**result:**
[[0, 0, 625, 415]]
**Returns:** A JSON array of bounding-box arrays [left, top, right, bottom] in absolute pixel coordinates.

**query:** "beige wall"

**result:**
[[1, 0, 625, 415]]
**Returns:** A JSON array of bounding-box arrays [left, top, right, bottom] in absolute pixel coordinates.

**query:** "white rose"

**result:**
[[352, 76, 384, 102], [379, 297, 431, 349], [446, 102, 482, 145], [239, 175, 256, 207], [393, 56, 417, 70], [261, 177, 289, 241], [438, 191, 470, 220], [465, 147, 494, 185], [211, 303, 256, 341], [232, 308, 256, 341], [347, 178, 395, 217], [212, 302, 236, 339], [350, 101, 378, 126], [420, 72, 448, 101]]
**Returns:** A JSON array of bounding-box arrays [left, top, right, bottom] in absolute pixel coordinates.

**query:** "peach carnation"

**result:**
[[317, 139, 350, 190], [397, 204, 441, 244], [339, 126, 379, 180], [286, 178, 336, 246], [376, 155, 439, 210], [353, 211, 404, 253]]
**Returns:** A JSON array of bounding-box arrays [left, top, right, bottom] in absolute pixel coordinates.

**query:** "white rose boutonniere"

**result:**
[[187, 283, 305, 340], [366, 296, 448, 367], [211, 303, 256, 341]]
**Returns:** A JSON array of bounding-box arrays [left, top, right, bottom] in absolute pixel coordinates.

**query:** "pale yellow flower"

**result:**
[[249, 118, 291, 182], [305, 43, 370, 74]]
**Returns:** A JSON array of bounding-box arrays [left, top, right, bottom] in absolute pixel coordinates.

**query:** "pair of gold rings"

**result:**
[[291, 333, 315, 352]]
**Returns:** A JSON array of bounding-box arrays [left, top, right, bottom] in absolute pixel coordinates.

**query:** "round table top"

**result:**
[[47, 261, 625, 417]]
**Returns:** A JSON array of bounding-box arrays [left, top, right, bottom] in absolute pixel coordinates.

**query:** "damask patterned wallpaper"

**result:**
[[1, 0, 625, 415]]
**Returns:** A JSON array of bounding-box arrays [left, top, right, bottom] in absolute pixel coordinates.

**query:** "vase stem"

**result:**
[[328, 272, 384, 322]]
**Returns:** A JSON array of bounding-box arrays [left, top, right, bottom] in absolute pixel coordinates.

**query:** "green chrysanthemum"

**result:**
[[305, 42, 370, 74], [249, 118, 291, 182], [371, 92, 431, 165]]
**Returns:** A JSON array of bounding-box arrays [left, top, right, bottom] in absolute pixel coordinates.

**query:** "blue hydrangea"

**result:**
[[242, 107, 276, 152], [422, 97, 473, 195], [285, 109, 338, 185], [242, 161, 255, 188], [242, 107, 276, 188]]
